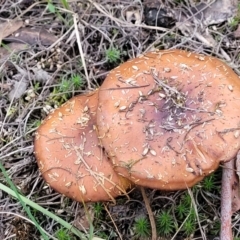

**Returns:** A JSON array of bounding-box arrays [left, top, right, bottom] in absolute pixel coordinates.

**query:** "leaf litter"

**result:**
[[0, 0, 240, 239]]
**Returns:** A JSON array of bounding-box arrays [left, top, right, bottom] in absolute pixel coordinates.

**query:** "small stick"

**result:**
[[140, 187, 157, 240], [73, 14, 91, 89], [104, 204, 123, 240]]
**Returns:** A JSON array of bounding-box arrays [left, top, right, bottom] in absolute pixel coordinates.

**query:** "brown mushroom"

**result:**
[[97, 49, 240, 190], [34, 91, 132, 202]]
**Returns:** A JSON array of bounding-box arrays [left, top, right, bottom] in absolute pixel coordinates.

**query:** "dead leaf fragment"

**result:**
[[8, 66, 29, 101], [0, 20, 23, 44], [4, 27, 58, 46], [31, 68, 51, 83], [8, 78, 28, 101]]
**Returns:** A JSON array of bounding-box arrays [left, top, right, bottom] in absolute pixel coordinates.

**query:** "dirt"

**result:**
[[0, 0, 240, 239]]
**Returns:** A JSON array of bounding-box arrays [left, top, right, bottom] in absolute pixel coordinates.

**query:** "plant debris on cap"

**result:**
[[97, 49, 240, 190], [34, 91, 132, 202]]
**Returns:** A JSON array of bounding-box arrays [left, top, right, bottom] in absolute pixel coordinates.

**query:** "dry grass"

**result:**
[[1, 0, 240, 239]]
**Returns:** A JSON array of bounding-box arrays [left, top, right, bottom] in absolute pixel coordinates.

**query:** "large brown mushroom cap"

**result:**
[[34, 91, 132, 202], [97, 49, 240, 190]]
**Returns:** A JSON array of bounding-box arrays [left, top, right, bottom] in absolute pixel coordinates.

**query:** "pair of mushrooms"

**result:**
[[34, 49, 240, 203]]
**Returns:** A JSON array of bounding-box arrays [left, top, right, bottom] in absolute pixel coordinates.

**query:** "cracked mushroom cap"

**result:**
[[34, 91, 132, 202], [97, 49, 240, 190]]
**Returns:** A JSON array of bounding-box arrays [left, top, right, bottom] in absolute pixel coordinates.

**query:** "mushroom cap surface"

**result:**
[[97, 49, 240, 190], [34, 91, 132, 202]]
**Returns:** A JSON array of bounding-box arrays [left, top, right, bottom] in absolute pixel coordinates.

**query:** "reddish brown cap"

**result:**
[[97, 49, 240, 190], [34, 91, 132, 202]]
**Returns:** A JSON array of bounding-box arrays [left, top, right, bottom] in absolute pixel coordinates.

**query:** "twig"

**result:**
[[187, 188, 206, 240], [104, 204, 123, 240], [17, 0, 45, 19], [100, 84, 150, 91], [170, 202, 192, 240], [73, 14, 91, 89], [140, 187, 157, 240]]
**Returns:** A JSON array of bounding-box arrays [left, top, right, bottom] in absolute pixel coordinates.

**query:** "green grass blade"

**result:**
[[0, 162, 49, 240], [0, 162, 87, 239]]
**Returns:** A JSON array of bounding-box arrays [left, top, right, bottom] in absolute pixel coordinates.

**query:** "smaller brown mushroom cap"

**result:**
[[34, 91, 132, 202], [97, 49, 240, 190]]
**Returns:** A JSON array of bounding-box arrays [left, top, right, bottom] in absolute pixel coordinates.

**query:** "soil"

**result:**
[[1, 0, 240, 239]]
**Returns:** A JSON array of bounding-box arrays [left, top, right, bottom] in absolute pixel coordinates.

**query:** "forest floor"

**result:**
[[1, 0, 240, 239]]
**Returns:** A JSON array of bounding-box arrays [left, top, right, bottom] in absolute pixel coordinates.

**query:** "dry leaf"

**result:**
[[31, 68, 51, 83], [5, 27, 58, 46], [8, 66, 29, 101], [8, 80, 28, 101], [0, 20, 23, 44], [8, 78, 28, 101]]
